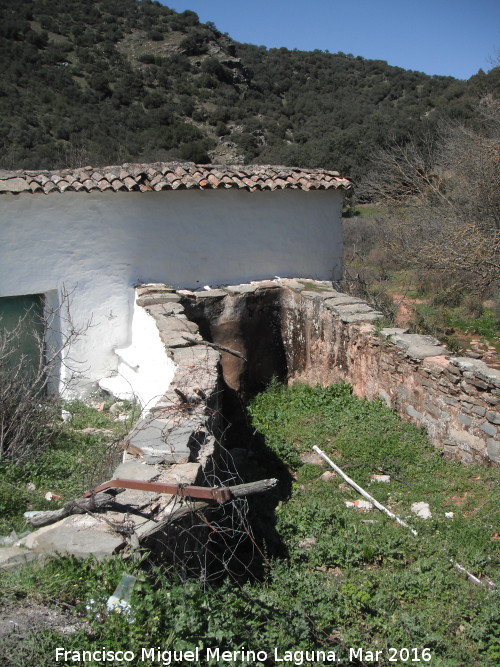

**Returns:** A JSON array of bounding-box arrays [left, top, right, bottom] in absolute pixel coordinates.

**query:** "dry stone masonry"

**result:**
[[173, 278, 499, 466], [2, 277, 498, 568], [0, 285, 224, 567]]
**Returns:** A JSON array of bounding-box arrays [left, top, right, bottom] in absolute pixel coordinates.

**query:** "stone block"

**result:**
[[486, 411, 500, 425], [458, 414, 472, 426], [451, 357, 500, 388], [443, 396, 458, 406], [406, 405, 423, 420], [378, 389, 392, 407], [460, 382, 478, 396], [163, 462, 202, 486], [471, 406, 486, 417], [423, 401, 441, 419], [480, 421, 497, 437], [301, 290, 339, 300], [113, 489, 159, 509], [486, 439, 500, 462], [485, 395, 499, 406], [333, 303, 374, 315], [323, 295, 365, 308], [449, 427, 485, 452], [172, 346, 220, 367]]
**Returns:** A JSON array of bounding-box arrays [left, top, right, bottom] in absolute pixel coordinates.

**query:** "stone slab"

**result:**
[[113, 490, 159, 509], [300, 290, 340, 300], [162, 462, 202, 485], [194, 289, 227, 298], [112, 460, 160, 482], [392, 334, 448, 360], [160, 332, 202, 348], [331, 303, 375, 314], [379, 327, 409, 338], [155, 317, 199, 334], [225, 283, 257, 294], [172, 346, 220, 366], [323, 295, 365, 308], [25, 516, 125, 560], [136, 294, 181, 307], [340, 312, 383, 323]]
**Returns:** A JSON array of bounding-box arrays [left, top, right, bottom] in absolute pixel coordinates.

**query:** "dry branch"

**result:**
[[24, 489, 125, 528], [181, 336, 247, 361], [24, 478, 278, 531]]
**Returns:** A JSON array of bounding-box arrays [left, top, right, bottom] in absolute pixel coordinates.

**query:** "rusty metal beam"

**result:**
[[84, 479, 232, 504]]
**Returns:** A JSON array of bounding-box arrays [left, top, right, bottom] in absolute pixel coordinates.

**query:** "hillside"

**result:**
[[0, 0, 498, 181]]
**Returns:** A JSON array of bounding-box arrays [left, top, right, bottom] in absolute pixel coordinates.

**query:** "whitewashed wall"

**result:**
[[0, 188, 343, 395]]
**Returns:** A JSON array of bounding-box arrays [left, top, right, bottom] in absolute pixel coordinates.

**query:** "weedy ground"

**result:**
[[0, 399, 138, 535], [0, 384, 498, 666]]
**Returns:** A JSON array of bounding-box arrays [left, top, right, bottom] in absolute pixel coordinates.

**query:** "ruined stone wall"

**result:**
[[279, 283, 500, 466], [133, 279, 499, 467]]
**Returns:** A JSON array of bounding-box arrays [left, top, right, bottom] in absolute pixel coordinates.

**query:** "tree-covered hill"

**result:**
[[0, 0, 498, 181]]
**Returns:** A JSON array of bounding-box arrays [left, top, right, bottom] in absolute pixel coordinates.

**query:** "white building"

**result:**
[[0, 162, 349, 398]]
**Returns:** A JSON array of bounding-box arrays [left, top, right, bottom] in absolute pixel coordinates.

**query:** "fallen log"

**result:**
[[24, 489, 125, 528]]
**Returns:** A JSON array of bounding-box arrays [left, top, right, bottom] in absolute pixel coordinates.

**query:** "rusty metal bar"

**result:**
[[84, 479, 232, 504]]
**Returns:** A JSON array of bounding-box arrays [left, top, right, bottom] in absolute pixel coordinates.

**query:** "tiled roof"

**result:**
[[0, 162, 351, 195]]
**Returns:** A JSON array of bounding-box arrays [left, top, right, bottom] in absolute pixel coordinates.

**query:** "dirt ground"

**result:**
[[0, 601, 80, 665]]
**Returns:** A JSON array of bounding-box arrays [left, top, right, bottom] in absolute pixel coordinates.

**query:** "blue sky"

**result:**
[[161, 1, 499, 80]]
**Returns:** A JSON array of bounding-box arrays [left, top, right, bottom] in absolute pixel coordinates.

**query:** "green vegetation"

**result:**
[[343, 99, 499, 356], [0, 0, 497, 180], [1, 383, 498, 665], [0, 399, 136, 534]]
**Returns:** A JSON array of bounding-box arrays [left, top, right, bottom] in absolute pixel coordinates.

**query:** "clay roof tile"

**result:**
[[0, 162, 350, 195]]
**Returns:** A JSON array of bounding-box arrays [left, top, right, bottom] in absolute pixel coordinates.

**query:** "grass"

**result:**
[[0, 384, 498, 665], [0, 398, 138, 535]]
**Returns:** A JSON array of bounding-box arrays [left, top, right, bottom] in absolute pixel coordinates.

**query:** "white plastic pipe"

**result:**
[[313, 445, 418, 535], [313, 445, 496, 589]]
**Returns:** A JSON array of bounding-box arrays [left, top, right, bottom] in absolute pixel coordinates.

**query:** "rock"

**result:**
[[297, 537, 317, 550], [319, 471, 336, 482], [345, 499, 373, 511], [411, 502, 432, 519], [299, 451, 323, 465], [0, 546, 40, 569], [486, 411, 500, 425], [487, 439, 500, 462], [24, 515, 126, 560], [370, 474, 390, 483]]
